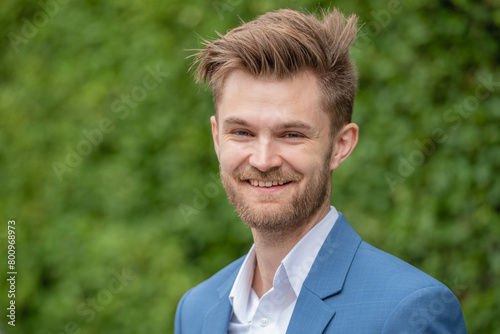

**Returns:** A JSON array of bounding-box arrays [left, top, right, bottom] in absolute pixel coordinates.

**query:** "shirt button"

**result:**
[[260, 317, 269, 327]]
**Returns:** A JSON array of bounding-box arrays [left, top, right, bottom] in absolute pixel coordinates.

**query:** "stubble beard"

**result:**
[[220, 157, 332, 233]]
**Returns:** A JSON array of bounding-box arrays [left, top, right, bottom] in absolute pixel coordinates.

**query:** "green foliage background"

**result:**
[[0, 0, 499, 332]]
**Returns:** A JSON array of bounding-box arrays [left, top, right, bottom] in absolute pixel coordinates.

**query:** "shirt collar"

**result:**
[[229, 243, 256, 322], [281, 206, 338, 296], [228, 206, 339, 319]]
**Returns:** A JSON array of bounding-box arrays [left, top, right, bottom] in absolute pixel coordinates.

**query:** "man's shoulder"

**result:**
[[354, 240, 444, 289], [343, 240, 462, 320], [321, 240, 466, 332], [325, 213, 448, 292], [177, 255, 244, 311], [175, 255, 245, 333]]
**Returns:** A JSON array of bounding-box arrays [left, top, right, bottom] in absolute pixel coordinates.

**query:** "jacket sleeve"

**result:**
[[174, 289, 192, 334], [381, 285, 467, 333]]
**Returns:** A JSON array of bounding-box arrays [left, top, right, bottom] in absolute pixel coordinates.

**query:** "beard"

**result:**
[[220, 155, 332, 233]]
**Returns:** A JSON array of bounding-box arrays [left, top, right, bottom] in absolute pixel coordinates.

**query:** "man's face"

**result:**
[[211, 70, 338, 232]]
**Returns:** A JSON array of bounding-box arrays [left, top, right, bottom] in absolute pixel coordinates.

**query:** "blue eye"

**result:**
[[230, 130, 253, 137], [285, 133, 302, 138], [235, 130, 250, 136]]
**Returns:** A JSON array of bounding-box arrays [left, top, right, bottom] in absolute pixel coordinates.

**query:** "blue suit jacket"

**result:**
[[175, 213, 467, 333]]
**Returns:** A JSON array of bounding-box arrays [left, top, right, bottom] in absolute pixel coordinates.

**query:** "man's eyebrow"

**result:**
[[222, 117, 250, 127], [276, 121, 313, 131], [222, 117, 314, 131]]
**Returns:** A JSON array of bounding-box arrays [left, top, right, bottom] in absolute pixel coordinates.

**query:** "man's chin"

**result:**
[[239, 200, 288, 212], [242, 186, 295, 201], [235, 204, 298, 231]]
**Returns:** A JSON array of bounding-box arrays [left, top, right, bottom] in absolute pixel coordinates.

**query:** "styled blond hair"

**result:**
[[191, 8, 359, 134]]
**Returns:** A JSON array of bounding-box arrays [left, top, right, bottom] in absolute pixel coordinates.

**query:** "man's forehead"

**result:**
[[218, 69, 320, 104], [223, 69, 318, 88], [221, 116, 314, 130]]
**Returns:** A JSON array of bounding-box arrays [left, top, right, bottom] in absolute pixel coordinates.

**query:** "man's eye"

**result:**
[[234, 130, 250, 136], [285, 133, 302, 138]]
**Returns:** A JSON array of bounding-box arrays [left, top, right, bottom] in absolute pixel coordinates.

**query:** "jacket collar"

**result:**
[[286, 213, 361, 332], [201, 265, 240, 334], [201, 212, 361, 334]]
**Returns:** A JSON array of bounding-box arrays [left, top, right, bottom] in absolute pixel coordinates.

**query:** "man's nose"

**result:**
[[248, 137, 282, 172]]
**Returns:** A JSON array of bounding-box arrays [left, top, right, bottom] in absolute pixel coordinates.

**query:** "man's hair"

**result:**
[[191, 8, 359, 134]]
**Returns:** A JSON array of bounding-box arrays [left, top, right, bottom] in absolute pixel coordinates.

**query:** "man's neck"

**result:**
[[251, 204, 331, 298]]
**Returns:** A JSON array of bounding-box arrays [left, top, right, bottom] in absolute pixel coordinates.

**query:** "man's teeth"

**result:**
[[250, 180, 285, 187]]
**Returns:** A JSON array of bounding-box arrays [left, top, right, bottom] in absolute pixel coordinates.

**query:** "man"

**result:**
[[175, 8, 466, 333]]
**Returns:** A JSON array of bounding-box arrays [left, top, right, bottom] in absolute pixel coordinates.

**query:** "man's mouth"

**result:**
[[247, 179, 293, 188]]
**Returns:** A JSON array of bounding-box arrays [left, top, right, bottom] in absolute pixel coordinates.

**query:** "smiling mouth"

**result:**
[[247, 179, 293, 188]]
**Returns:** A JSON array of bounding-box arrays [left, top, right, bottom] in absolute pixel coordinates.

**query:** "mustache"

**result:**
[[233, 166, 302, 182]]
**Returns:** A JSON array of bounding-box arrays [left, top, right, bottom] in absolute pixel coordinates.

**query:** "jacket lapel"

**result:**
[[286, 286, 337, 332], [286, 213, 362, 333], [202, 296, 233, 334], [202, 263, 241, 334]]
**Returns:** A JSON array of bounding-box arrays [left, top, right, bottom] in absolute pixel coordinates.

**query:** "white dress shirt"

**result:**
[[228, 206, 339, 333]]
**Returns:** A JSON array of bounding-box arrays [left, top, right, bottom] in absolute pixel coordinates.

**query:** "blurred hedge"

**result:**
[[0, 0, 499, 333]]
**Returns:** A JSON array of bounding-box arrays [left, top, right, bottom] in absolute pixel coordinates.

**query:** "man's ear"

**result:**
[[211, 115, 220, 160], [330, 123, 359, 170]]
